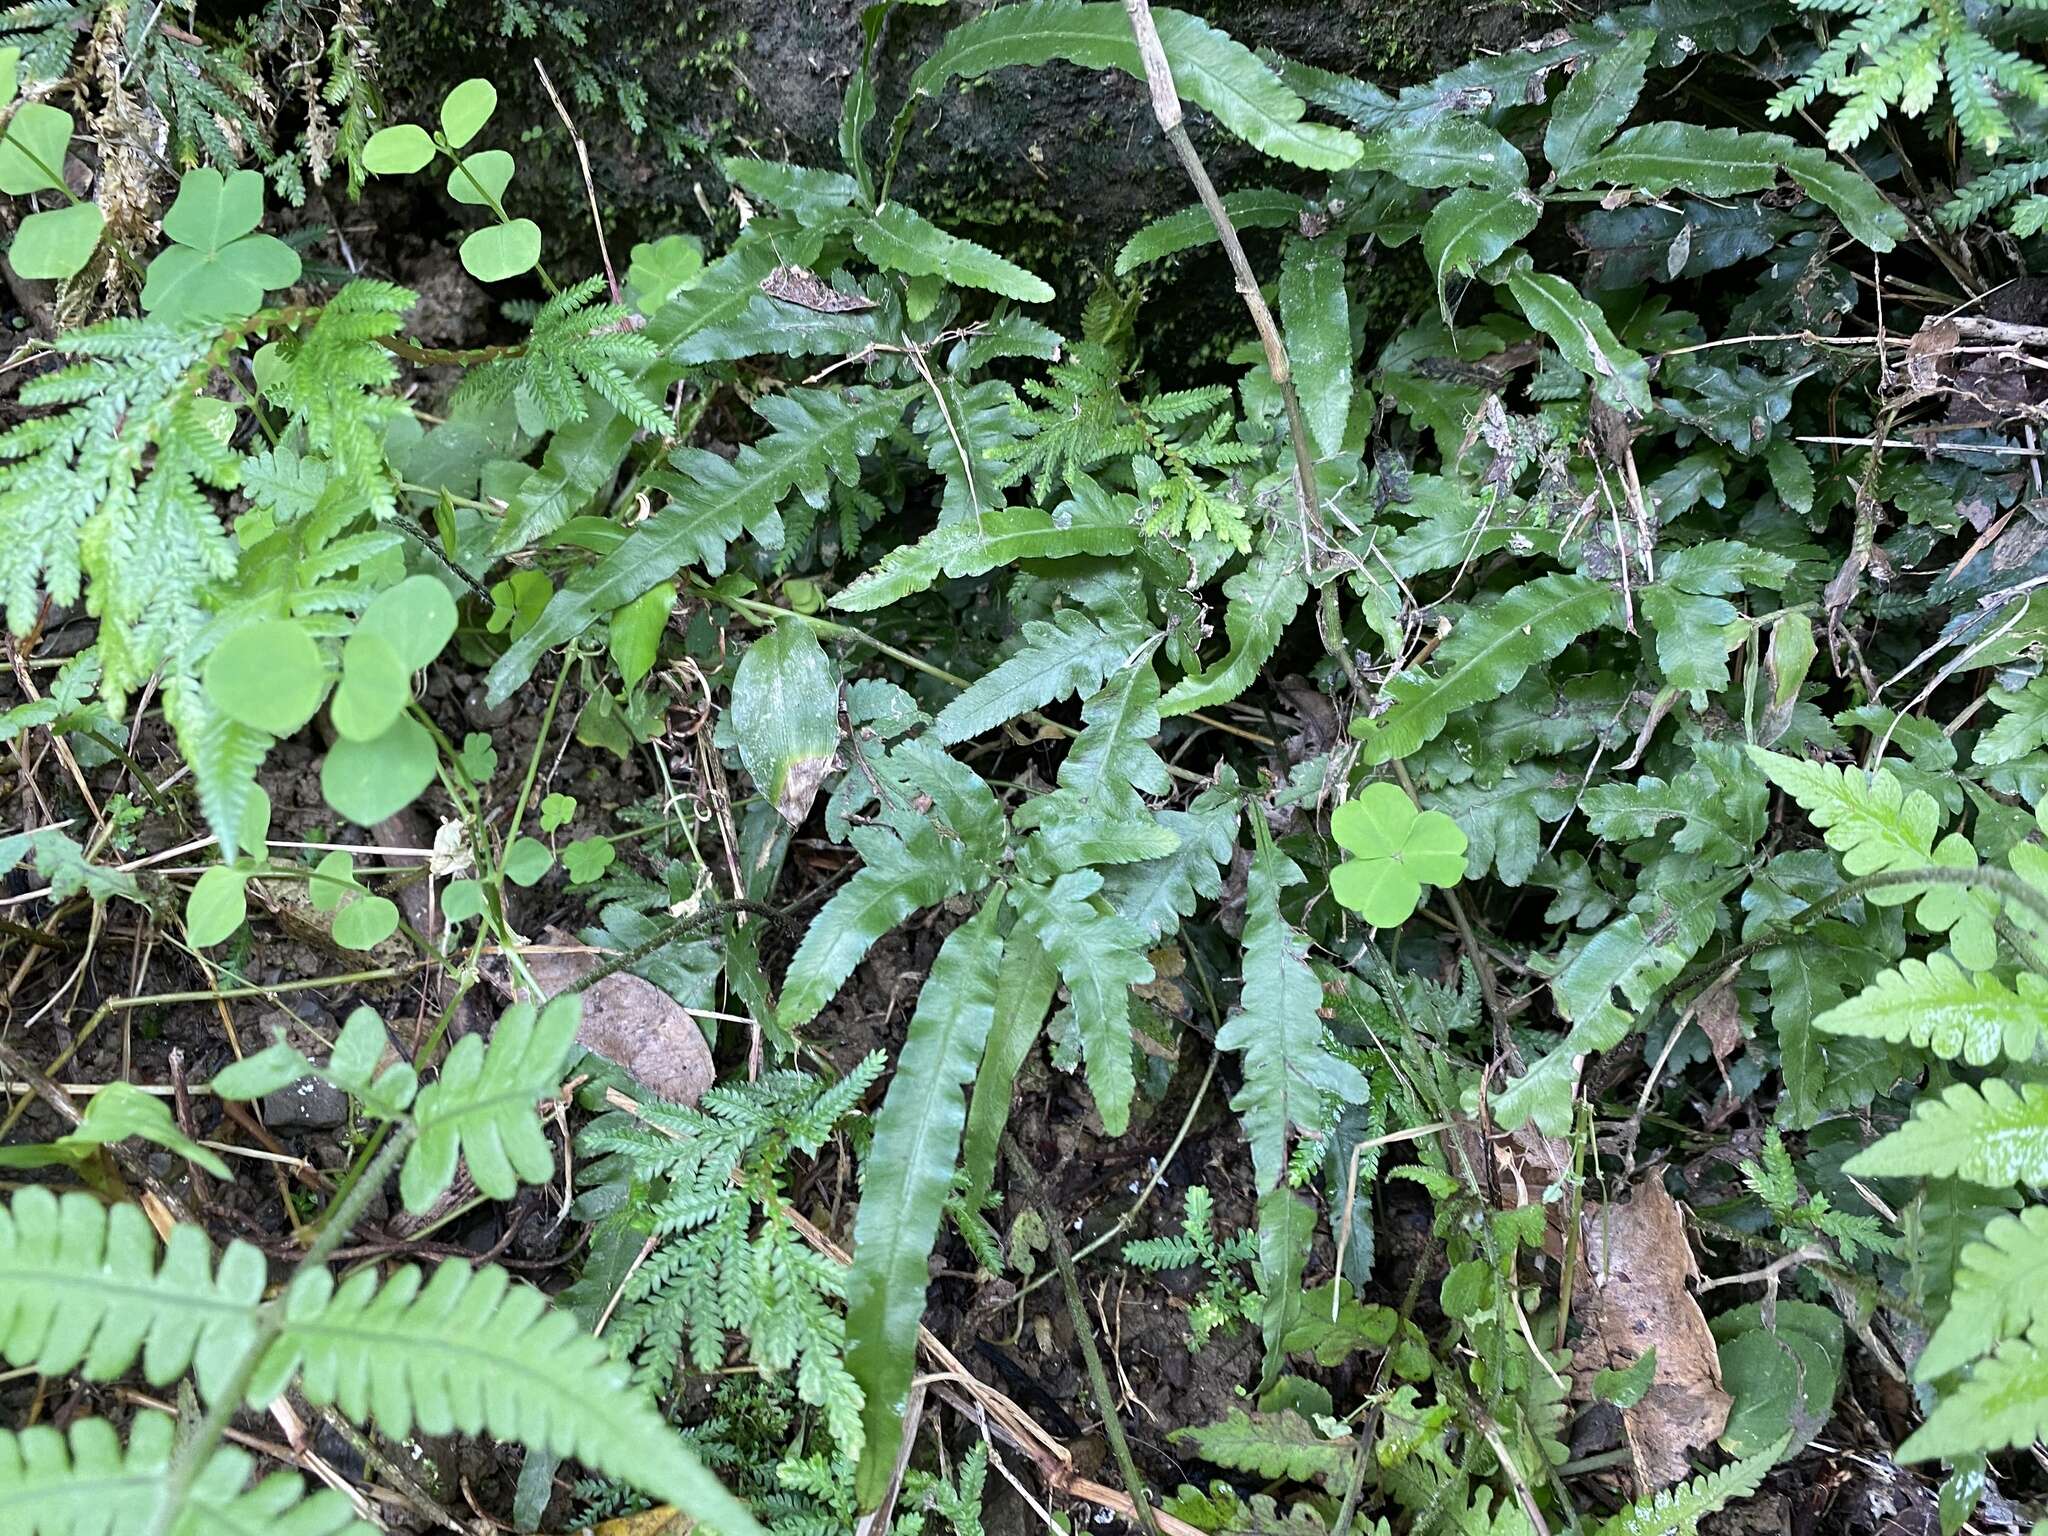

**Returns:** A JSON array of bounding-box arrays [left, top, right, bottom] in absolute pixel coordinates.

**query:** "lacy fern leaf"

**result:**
[[458, 276, 667, 436], [0, 316, 237, 701], [1814, 955, 2048, 1066], [1845, 1079, 2048, 1185]]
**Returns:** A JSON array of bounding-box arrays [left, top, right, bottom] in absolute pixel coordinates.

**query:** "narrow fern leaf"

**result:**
[[1507, 268, 1652, 415], [1815, 956, 2048, 1067], [1898, 1337, 2048, 1462], [961, 926, 1059, 1205], [779, 811, 987, 1032], [933, 609, 1130, 743], [1558, 121, 1795, 196], [1354, 114, 1527, 190], [896, 1, 1362, 172], [848, 892, 1006, 1506], [832, 484, 1138, 613], [1011, 871, 1153, 1135], [1115, 189, 1302, 275], [853, 203, 1053, 303], [1845, 1079, 2048, 1185], [1558, 121, 1904, 249], [1354, 574, 1617, 765], [1421, 188, 1541, 317], [1043, 656, 1172, 821], [1219, 819, 1366, 1191], [487, 387, 907, 703], [1160, 532, 1308, 716], [1277, 235, 1350, 457], [401, 995, 579, 1212], [1916, 1207, 2048, 1380], [1544, 29, 1656, 175], [1100, 768, 1243, 941], [269, 1259, 761, 1535], [0, 1187, 265, 1402]]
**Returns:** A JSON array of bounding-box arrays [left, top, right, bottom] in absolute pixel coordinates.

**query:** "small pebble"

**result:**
[[260, 1075, 349, 1130]]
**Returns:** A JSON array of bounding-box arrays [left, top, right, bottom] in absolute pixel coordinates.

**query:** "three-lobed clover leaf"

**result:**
[[1328, 781, 1469, 927], [141, 168, 301, 324]]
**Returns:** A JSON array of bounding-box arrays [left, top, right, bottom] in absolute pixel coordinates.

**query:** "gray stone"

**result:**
[[261, 1074, 350, 1130]]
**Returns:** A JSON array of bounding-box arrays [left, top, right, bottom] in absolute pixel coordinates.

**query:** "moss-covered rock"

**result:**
[[376, 0, 1570, 287]]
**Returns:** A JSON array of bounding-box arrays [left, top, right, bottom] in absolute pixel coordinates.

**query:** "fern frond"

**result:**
[[1917, 1206, 2048, 1378], [1593, 1436, 1782, 1535], [2, 1411, 377, 1536], [1845, 1079, 2048, 1184], [272, 1258, 759, 1533], [1218, 820, 1366, 1191], [1814, 955, 2048, 1066], [1355, 575, 1618, 765], [0, 1186, 266, 1400], [487, 387, 909, 702], [459, 276, 667, 436]]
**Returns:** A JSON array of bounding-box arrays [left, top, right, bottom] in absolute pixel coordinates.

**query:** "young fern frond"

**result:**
[[459, 276, 668, 436], [1592, 1436, 1782, 1534]]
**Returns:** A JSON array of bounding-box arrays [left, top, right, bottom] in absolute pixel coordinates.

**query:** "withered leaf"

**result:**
[[1573, 1180, 1732, 1489]]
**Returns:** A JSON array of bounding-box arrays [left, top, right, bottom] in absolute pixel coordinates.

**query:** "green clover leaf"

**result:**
[[11, 202, 103, 279], [141, 168, 301, 324], [0, 101, 73, 194], [1328, 781, 1468, 927]]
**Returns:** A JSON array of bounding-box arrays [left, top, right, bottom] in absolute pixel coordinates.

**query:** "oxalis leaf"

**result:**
[[1353, 574, 1619, 765], [847, 891, 1006, 1506], [1220, 817, 1367, 1192], [895, 1, 1362, 172]]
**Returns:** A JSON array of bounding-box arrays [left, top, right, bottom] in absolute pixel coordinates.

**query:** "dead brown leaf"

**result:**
[[1574, 1180, 1731, 1489], [517, 927, 715, 1105]]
